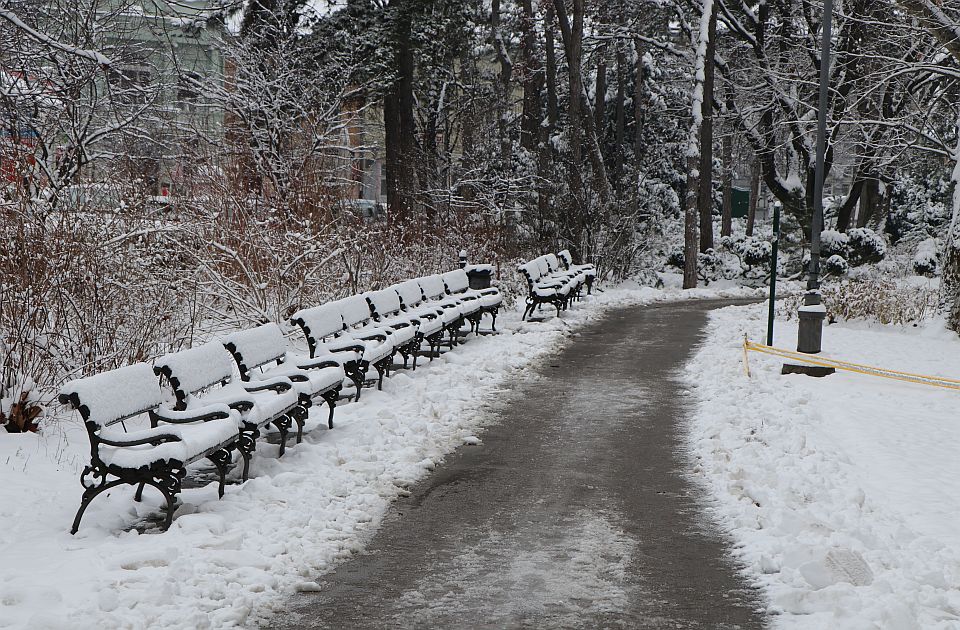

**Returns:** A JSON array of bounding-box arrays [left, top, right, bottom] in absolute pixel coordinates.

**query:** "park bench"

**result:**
[[558, 249, 596, 294], [392, 278, 457, 358], [365, 288, 426, 369], [154, 334, 328, 479], [518, 256, 578, 320], [59, 363, 240, 533], [221, 323, 344, 433], [417, 274, 480, 344], [291, 298, 396, 396], [440, 268, 502, 332]]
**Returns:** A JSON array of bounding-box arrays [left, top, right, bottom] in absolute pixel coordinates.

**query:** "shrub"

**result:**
[[846, 228, 886, 266], [912, 238, 938, 276], [737, 237, 772, 268], [823, 254, 848, 276], [820, 230, 850, 258], [666, 246, 685, 269], [778, 279, 938, 325], [697, 248, 722, 283]]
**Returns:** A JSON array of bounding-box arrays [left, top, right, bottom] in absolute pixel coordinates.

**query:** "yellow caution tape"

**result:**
[[743, 338, 960, 391]]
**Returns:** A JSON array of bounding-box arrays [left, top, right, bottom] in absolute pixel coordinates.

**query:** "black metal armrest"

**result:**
[[353, 331, 387, 342], [243, 378, 292, 393], [98, 433, 182, 447], [294, 357, 340, 370], [150, 407, 231, 424]]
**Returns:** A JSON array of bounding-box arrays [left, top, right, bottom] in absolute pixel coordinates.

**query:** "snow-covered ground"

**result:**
[[0, 282, 766, 630], [687, 304, 960, 629]]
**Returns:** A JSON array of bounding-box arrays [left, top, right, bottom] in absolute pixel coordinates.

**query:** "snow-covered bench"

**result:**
[[59, 363, 240, 533], [558, 249, 596, 294], [417, 274, 481, 345], [291, 297, 397, 397], [365, 288, 428, 369], [441, 268, 502, 332], [518, 255, 580, 320], [221, 324, 344, 433], [390, 279, 452, 360]]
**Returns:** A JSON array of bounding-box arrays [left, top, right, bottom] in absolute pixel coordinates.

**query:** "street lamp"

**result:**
[[785, 0, 835, 377]]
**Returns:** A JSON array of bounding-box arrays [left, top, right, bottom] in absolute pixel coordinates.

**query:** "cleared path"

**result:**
[[277, 299, 765, 629]]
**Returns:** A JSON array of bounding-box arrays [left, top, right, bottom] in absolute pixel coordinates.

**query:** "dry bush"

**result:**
[[0, 192, 525, 432], [778, 279, 939, 326]]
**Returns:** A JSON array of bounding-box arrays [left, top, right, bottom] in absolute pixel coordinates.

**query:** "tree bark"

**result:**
[[519, 0, 543, 153], [544, 2, 559, 130], [747, 158, 760, 236], [594, 43, 607, 141], [384, 0, 418, 222], [697, 2, 718, 252], [613, 42, 626, 191], [553, 0, 612, 207], [683, 154, 699, 289], [720, 127, 733, 237]]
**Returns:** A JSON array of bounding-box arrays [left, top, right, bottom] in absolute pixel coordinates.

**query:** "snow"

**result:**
[[686, 303, 960, 628], [222, 324, 286, 371], [1, 284, 768, 629], [440, 269, 470, 293], [155, 342, 235, 395], [98, 416, 239, 469], [417, 274, 448, 300], [335, 295, 373, 327], [463, 264, 494, 274], [291, 303, 345, 341], [59, 363, 165, 428]]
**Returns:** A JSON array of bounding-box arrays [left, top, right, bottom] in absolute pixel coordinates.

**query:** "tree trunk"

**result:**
[[544, 2, 559, 130], [683, 154, 699, 289], [941, 126, 960, 330], [834, 178, 864, 232], [554, 0, 612, 207], [490, 0, 513, 168], [385, 0, 418, 222], [519, 0, 543, 152], [613, 42, 626, 191], [746, 158, 760, 236], [697, 2, 718, 252], [720, 127, 733, 237], [856, 176, 879, 228], [594, 44, 607, 141]]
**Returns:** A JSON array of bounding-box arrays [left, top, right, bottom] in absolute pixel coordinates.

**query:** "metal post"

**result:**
[[458, 249, 468, 269], [767, 202, 781, 346], [796, 0, 832, 355]]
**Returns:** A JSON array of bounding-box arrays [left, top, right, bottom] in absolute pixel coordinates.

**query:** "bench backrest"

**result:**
[[535, 257, 551, 277], [544, 253, 561, 272], [418, 274, 448, 300], [557, 249, 573, 268], [291, 303, 346, 357], [394, 279, 425, 309], [155, 342, 235, 409], [222, 323, 287, 380], [337, 294, 373, 328], [59, 363, 164, 430], [441, 269, 469, 294], [518, 260, 542, 286], [365, 289, 402, 320]]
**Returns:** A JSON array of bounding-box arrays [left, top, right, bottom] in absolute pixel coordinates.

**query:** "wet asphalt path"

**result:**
[[275, 299, 765, 629]]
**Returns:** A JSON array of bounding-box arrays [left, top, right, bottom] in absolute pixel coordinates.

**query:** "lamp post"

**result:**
[[799, 0, 833, 353], [784, 0, 835, 376]]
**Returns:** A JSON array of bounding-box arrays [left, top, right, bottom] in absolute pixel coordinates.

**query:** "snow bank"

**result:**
[[0, 283, 767, 629], [686, 304, 960, 628]]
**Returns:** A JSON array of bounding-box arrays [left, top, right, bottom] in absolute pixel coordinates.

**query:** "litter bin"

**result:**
[[464, 264, 494, 290]]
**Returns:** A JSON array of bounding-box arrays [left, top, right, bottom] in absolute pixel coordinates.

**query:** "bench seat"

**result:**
[[97, 416, 238, 470]]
